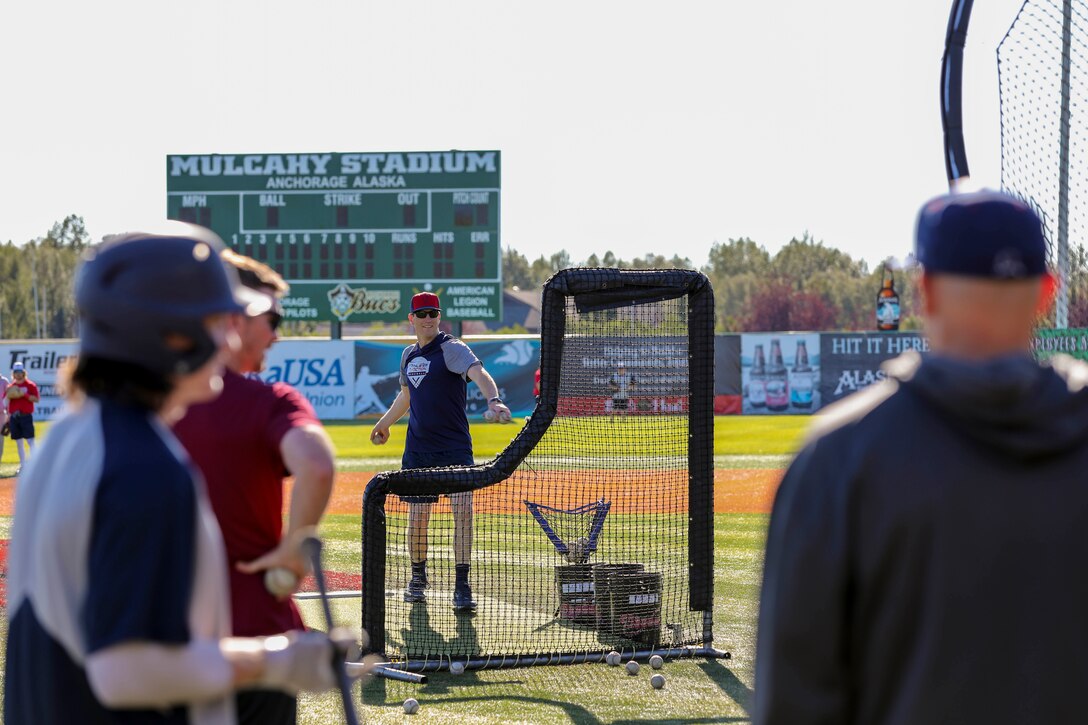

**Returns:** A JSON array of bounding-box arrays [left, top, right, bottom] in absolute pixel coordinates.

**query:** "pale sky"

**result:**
[[1, 0, 1026, 271]]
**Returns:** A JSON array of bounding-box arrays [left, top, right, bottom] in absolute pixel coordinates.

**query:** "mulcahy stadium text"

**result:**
[[170, 152, 497, 189]]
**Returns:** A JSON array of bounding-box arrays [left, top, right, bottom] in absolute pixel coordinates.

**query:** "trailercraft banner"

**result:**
[[0, 342, 78, 421]]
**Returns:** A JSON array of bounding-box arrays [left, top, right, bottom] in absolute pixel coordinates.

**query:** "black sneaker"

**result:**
[[404, 575, 427, 603], [453, 583, 477, 612]]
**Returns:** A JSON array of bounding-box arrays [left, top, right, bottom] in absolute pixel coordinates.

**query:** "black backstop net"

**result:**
[[361, 268, 720, 671], [999, 0, 1088, 325]]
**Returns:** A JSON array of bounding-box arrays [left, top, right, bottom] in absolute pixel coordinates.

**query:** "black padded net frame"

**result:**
[[361, 268, 725, 672]]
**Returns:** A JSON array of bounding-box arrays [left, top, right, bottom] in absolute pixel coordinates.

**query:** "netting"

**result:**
[[999, 0, 1088, 324], [524, 498, 611, 564], [361, 268, 715, 668]]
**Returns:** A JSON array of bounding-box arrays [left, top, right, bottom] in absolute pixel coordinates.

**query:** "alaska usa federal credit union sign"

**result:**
[[166, 151, 501, 323]]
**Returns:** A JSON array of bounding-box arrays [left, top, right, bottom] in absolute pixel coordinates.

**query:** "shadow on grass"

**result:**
[[612, 660, 753, 724], [359, 658, 755, 724], [613, 714, 748, 718], [361, 690, 603, 724], [698, 658, 753, 713]]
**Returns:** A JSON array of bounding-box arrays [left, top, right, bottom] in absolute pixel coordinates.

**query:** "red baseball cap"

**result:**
[[411, 292, 441, 312]]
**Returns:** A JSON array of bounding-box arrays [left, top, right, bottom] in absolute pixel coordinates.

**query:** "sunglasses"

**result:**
[[265, 312, 283, 331], [413, 309, 440, 319]]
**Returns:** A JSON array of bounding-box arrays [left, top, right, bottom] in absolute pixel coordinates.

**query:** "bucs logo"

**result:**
[[327, 283, 354, 322], [406, 358, 430, 388]]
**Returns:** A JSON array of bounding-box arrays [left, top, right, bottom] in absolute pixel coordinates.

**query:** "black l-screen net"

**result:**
[[361, 269, 719, 670]]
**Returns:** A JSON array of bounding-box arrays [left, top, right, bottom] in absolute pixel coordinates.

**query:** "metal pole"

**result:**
[[394, 645, 731, 673], [1056, 0, 1074, 328]]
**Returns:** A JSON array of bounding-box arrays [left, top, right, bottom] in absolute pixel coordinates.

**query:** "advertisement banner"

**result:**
[[0, 342, 79, 421], [33, 329, 1078, 422], [353, 336, 540, 419], [555, 335, 690, 417], [260, 340, 354, 419], [714, 334, 742, 415], [818, 333, 928, 407], [740, 333, 821, 414], [1032, 328, 1088, 362]]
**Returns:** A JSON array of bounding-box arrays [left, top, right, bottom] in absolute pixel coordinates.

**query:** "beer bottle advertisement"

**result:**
[[790, 339, 815, 408], [742, 334, 821, 414], [765, 338, 790, 411], [876, 265, 900, 331], [747, 344, 768, 410]]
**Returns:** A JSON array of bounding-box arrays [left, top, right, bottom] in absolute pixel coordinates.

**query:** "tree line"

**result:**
[[504, 234, 923, 332], [505, 234, 1088, 332], [0, 216, 88, 339], [2, 217, 1085, 339]]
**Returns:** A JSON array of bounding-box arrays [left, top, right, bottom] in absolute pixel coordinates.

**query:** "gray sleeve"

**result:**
[[442, 339, 482, 377], [85, 639, 233, 710], [398, 346, 413, 387]]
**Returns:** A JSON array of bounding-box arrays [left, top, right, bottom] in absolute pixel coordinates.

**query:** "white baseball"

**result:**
[[450, 661, 465, 675], [483, 409, 497, 422], [264, 567, 299, 597], [650, 654, 664, 669], [607, 651, 621, 666], [403, 697, 420, 714], [650, 673, 665, 689], [626, 660, 640, 676]]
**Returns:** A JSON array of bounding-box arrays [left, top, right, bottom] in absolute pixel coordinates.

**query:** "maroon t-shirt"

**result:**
[[8, 379, 38, 415], [173, 369, 319, 636]]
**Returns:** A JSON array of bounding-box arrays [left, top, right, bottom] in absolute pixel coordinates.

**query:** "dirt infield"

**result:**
[[0, 468, 784, 517], [0, 470, 782, 607], [301, 469, 784, 516]]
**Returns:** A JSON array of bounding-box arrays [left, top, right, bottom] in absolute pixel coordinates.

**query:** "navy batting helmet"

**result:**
[[75, 223, 272, 376]]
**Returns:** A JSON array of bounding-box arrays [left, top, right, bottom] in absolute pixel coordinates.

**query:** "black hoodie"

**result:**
[[755, 351, 1088, 725]]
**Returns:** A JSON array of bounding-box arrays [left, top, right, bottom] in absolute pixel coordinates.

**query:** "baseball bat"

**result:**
[[301, 535, 361, 725]]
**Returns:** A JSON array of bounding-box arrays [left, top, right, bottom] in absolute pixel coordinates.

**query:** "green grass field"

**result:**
[[0, 416, 810, 723], [294, 511, 768, 724]]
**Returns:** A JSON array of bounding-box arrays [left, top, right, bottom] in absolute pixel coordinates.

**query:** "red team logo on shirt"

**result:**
[[406, 358, 430, 388]]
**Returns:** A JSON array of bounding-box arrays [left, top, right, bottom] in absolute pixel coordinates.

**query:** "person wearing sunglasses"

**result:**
[[370, 292, 512, 612], [174, 250, 337, 725]]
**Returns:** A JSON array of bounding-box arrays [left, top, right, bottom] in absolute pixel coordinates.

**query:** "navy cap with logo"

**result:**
[[411, 292, 441, 312], [915, 190, 1048, 279]]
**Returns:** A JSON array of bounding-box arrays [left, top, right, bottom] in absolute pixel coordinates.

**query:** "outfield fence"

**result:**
[[0, 327, 1078, 422]]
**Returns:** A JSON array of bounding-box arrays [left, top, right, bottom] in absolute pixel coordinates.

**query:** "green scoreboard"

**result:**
[[166, 151, 501, 323]]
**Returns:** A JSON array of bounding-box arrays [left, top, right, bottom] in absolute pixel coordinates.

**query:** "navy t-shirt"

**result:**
[[399, 332, 480, 454], [4, 398, 231, 724]]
